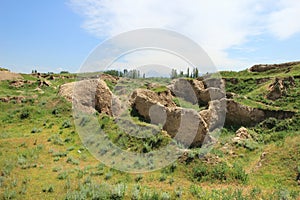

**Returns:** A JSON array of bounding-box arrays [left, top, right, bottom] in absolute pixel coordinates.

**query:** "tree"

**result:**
[[179, 71, 184, 77], [195, 68, 199, 78], [123, 69, 128, 77], [186, 67, 190, 78], [170, 69, 178, 79]]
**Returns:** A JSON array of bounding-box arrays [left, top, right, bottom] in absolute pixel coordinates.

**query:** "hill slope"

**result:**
[[0, 63, 299, 199]]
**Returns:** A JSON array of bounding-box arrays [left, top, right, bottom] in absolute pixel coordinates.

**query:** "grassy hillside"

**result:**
[[0, 66, 299, 199]]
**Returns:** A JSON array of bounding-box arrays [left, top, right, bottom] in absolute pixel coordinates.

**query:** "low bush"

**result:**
[[192, 162, 248, 184], [61, 120, 71, 129], [57, 171, 68, 180], [20, 109, 30, 119], [66, 157, 79, 165]]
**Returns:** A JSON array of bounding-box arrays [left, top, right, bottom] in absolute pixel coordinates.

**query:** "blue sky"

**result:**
[[1, 0, 300, 73], [0, 0, 100, 73]]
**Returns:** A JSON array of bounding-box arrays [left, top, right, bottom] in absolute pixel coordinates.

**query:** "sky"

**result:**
[[1, 0, 300, 73]]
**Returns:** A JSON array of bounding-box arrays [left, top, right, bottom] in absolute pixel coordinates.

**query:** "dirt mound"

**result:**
[[131, 88, 208, 147], [168, 78, 225, 106], [249, 61, 300, 72], [0, 71, 23, 81], [267, 77, 295, 100], [226, 99, 295, 127], [130, 89, 175, 122], [232, 127, 252, 143], [59, 79, 115, 115], [199, 99, 227, 131], [0, 96, 25, 103], [9, 80, 35, 88], [164, 107, 208, 147], [100, 74, 119, 84]]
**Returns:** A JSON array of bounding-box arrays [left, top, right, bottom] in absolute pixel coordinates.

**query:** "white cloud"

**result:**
[[267, 0, 300, 39], [69, 0, 300, 69]]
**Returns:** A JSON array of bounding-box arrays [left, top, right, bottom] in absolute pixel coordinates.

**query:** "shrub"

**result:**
[[231, 163, 248, 184], [160, 192, 171, 200], [159, 174, 167, 182], [193, 163, 209, 181], [131, 185, 140, 200], [0, 176, 5, 188], [52, 166, 62, 172], [20, 109, 30, 119], [105, 172, 112, 180], [61, 120, 71, 129], [52, 108, 59, 115], [66, 157, 79, 165], [170, 162, 177, 173], [83, 176, 91, 185], [168, 178, 174, 185], [53, 151, 67, 158], [135, 174, 143, 182], [31, 127, 41, 134], [42, 185, 54, 193], [111, 183, 126, 199], [53, 156, 61, 162], [211, 162, 229, 182], [243, 140, 259, 151], [77, 170, 84, 179], [3, 189, 16, 199], [174, 187, 183, 198], [1, 161, 14, 177], [259, 117, 278, 129], [57, 171, 68, 180], [90, 171, 104, 176], [67, 146, 75, 152], [141, 189, 159, 200]]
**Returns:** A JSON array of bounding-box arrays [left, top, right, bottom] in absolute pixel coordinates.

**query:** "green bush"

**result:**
[[66, 157, 79, 165], [192, 162, 248, 184], [141, 189, 159, 200], [231, 163, 249, 184], [135, 174, 143, 182], [211, 162, 228, 182], [160, 192, 171, 200], [20, 109, 30, 119], [31, 127, 41, 134], [61, 120, 71, 129], [193, 163, 209, 181], [105, 172, 112, 180], [57, 171, 68, 180], [259, 117, 278, 129], [111, 183, 126, 199]]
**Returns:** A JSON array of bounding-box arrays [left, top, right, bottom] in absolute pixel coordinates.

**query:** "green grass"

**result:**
[[220, 64, 300, 79], [173, 97, 204, 111]]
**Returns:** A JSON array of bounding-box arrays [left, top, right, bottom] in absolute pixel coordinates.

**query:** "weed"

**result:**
[[57, 171, 68, 180], [42, 185, 54, 193], [3, 189, 16, 199], [105, 172, 112, 180], [160, 192, 171, 200], [135, 174, 143, 182], [66, 156, 79, 165], [159, 174, 167, 182], [31, 127, 42, 134], [52, 166, 62, 172], [111, 183, 126, 199], [61, 120, 71, 129], [20, 109, 29, 119]]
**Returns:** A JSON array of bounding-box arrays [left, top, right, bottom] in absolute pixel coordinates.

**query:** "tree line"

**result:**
[[104, 69, 145, 79], [170, 67, 199, 79], [104, 67, 200, 79]]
